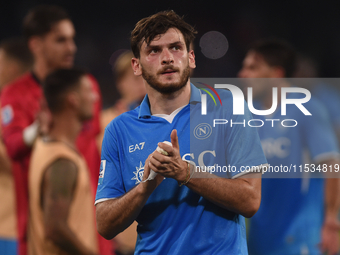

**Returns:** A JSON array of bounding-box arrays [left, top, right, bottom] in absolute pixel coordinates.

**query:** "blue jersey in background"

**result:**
[[248, 93, 339, 255]]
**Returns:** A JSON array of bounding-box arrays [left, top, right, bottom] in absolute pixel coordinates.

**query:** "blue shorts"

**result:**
[[0, 238, 18, 255]]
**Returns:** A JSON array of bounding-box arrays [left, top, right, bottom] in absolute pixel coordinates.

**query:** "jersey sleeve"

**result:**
[[95, 124, 125, 204], [225, 100, 268, 178], [301, 98, 339, 162], [1, 89, 31, 160]]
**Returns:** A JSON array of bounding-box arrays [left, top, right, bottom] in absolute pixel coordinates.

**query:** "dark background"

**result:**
[[1, 0, 339, 108]]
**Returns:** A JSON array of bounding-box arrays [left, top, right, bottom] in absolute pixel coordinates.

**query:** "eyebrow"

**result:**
[[145, 41, 184, 50], [168, 41, 184, 47]]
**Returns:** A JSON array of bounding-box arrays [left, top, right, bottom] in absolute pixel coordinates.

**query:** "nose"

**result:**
[[67, 39, 77, 54], [161, 49, 174, 65], [238, 68, 247, 78], [91, 90, 99, 103]]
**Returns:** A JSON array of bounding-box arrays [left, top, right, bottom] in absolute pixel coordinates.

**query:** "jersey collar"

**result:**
[[138, 83, 201, 119]]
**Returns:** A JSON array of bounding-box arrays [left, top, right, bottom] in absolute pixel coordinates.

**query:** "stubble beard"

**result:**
[[141, 64, 191, 95]]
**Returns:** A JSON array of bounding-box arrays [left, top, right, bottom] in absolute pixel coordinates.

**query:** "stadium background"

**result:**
[[1, 0, 339, 108]]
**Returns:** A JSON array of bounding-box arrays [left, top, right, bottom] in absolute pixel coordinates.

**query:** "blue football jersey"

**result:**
[[313, 83, 340, 130], [248, 92, 339, 255], [96, 84, 267, 255]]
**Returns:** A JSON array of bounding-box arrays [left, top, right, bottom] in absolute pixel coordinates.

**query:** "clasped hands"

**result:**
[[142, 129, 188, 185]]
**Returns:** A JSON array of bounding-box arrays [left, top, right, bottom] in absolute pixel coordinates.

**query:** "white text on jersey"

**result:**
[[129, 142, 145, 153]]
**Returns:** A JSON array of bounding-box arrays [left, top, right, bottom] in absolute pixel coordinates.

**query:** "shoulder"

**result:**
[[285, 92, 327, 115], [47, 158, 78, 173], [304, 95, 328, 115], [107, 108, 140, 129], [103, 108, 139, 141], [200, 87, 239, 117], [200, 87, 234, 105], [1, 73, 38, 98], [215, 88, 234, 102], [44, 157, 78, 194], [315, 83, 340, 98], [32, 139, 81, 165]]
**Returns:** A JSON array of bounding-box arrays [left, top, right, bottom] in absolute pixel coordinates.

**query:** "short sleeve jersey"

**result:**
[[96, 84, 267, 255]]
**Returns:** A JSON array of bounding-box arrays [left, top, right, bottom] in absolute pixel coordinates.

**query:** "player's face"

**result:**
[[238, 51, 277, 99], [133, 28, 195, 94], [238, 51, 277, 78], [40, 19, 76, 69], [77, 76, 97, 121], [0, 49, 24, 89]]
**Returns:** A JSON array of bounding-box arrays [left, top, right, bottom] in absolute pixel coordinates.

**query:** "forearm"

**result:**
[[320, 161, 340, 255], [186, 170, 262, 218], [96, 182, 155, 239], [0, 142, 11, 174], [3, 130, 31, 160], [324, 178, 340, 218], [323, 159, 340, 218], [46, 222, 96, 255]]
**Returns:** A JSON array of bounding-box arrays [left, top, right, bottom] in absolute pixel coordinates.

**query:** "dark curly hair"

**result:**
[[131, 10, 197, 58], [249, 39, 297, 78]]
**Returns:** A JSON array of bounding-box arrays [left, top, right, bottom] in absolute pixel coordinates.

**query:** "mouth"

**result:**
[[64, 55, 74, 62], [161, 69, 177, 76]]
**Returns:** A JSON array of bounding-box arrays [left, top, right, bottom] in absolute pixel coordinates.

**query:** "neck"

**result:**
[[147, 81, 191, 115], [48, 112, 82, 149], [33, 58, 54, 81], [262, 79, 290, 109]]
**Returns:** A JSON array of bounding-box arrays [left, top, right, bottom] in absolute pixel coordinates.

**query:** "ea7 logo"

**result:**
[[200, 84, 312, 116]]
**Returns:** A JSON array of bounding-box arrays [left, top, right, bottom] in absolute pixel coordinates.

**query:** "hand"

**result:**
[[149, 129, 188, 183], [320, 216, 340, 255], [140, 154, 164, 193]]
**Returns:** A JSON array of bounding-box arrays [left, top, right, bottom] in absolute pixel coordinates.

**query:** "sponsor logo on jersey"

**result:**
[[131, 161, 144, 184], [193, 123, 212, 140], [261, 137, 291, 158], [1, 105, 13, 125], [98, 160, 106, 185]]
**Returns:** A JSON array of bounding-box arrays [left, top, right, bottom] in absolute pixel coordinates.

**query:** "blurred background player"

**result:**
[[28, 69, 99, 255], [0, 38, 33, 89], [100, 50, 144, 255], [239, 39, 340, 255], [99, 50, 145, 148], [294, 54, 340, 144], [0, 5, 113, 255], [0, 37, 33, 255]]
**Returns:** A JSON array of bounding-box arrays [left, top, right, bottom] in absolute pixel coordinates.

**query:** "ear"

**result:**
[[66, 91, 80, 109], [131, 58, 142, 76], [270, 66, 285, 78], [28, 36, 42, 56], [188, 50, 196, 69]]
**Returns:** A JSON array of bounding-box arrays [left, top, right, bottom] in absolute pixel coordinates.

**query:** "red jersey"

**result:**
[[1, 72, 114, 255]]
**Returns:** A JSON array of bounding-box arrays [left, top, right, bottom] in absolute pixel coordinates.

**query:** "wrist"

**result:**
[[23, 121, 39, 146], [177, 160, 189, 183], [178, 161, 193, 187], [137, 179, 157, 196], [323, 213, 340, 230], [325, 210, 339, 221]]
